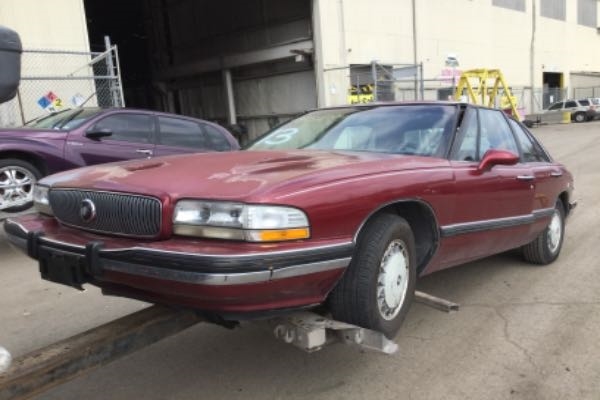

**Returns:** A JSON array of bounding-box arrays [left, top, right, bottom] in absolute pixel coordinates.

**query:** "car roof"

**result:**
[[83, 107, 218, 124], [311, 101, 508, 114]]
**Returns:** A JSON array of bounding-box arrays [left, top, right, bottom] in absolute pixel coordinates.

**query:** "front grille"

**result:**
[[49, 190, 162, 237]]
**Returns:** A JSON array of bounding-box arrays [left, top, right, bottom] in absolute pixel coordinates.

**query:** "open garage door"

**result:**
[[85, 0, 315, 143], [174, 59, 316, 144]]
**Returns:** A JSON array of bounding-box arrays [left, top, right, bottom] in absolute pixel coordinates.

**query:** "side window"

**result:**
[[453, 108, 478, 161], [158, 117, 208, 149], [578, 99, 590, 106], [478, 109, 519, 156], [564, 101, 578, 108], [548, 102, 563, 111], [93, 114, 154, 143], [508, 119, 549, 162], [203, 124, 232, 151]]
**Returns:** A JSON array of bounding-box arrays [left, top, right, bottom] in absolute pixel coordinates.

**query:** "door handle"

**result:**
[[136, 149, 153, 156], [516, 175, 535, 181], [550, 171, 563, 178]]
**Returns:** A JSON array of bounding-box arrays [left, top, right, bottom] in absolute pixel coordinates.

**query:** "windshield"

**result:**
[[247, 105, 458, 157], [24, 108, 103, 130]]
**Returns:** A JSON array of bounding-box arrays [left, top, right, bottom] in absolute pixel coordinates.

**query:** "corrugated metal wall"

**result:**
[[235, 69, 316, 136]]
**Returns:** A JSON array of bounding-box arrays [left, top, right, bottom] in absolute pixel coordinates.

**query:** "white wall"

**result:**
[[0, 0, 94, 125], [0, 0, 89, 50], [314, 0, 600, 107]]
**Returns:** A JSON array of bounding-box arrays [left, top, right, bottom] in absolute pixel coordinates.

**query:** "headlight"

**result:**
[[173, 200, 310, 242], [33, 185, 53, 215]]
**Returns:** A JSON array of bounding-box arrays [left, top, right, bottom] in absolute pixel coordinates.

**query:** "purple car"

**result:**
[[0, 107, 239, 211]]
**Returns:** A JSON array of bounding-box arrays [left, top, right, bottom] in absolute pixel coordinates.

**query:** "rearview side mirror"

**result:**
[[85, 127, 113, 140], [0, 26, 22, 104], [476, 149, 519, 173]]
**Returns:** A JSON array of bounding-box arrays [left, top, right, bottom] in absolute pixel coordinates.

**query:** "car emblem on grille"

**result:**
[[80, 198, 97, 223]]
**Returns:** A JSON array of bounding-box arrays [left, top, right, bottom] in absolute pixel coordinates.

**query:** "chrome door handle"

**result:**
[[550, 171, 563, 178], [516, 175, 535, 181], [136, 149, 153, 156]]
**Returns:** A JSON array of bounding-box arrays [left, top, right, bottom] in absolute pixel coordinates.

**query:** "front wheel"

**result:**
[[0, 159, 42, 213], [328, 213, 416, 339], [522, 200, 565, 265]]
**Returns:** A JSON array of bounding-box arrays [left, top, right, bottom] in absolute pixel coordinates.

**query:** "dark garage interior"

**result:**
[[84, 0, 316, 141]]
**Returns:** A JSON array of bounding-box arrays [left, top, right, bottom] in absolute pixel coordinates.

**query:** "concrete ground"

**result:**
[[1, 121, 599, 400]]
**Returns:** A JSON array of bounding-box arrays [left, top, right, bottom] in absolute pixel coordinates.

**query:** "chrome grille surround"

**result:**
[[49, 189, 162, 238]]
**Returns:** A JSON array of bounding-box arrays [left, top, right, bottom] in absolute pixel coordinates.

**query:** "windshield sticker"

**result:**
[[261, 128, 299, 145]]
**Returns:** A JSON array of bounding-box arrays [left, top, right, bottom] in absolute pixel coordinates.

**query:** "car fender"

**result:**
[[353, 198, 441, 274], [0, 137, 71, 174]]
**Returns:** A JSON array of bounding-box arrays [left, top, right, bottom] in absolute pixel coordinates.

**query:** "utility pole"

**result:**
[[412, 0, 418, 99], [529, 0, 536, 114]]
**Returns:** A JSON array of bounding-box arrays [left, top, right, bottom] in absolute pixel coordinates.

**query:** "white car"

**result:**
[[544, 99, 595, 123]]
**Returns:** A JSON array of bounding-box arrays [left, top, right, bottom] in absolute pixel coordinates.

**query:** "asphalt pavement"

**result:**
[[1, 121, 599, 400]]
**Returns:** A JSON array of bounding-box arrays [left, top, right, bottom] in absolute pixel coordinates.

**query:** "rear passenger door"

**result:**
[[153, 117, 231, 157], [563, 100, 578, 113], [507, 118, 561, 215]]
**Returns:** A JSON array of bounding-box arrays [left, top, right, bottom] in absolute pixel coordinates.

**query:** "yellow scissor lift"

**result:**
[[453, 69, 521, 120]]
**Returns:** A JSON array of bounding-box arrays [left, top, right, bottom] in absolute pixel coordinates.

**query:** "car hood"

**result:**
[[0, 127, 67, 140], [41, 150, 449, 202]]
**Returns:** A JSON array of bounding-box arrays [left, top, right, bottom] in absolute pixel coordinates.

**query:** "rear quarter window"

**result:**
[[204, 124, 232, 151]]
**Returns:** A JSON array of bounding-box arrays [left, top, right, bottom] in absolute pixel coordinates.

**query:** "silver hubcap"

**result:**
[[0, 166, 36, 210], [377, 239, 409, 321], [547, 210, 562, 253]]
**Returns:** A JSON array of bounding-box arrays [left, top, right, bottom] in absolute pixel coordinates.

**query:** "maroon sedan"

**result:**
[[4, 102, 576, 338]]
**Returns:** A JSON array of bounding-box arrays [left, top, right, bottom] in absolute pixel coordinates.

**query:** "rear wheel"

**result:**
[[0, 159, 41, 212], [573, 112, 586, 123], [522, 200, 565, 265], [329, 213, 416, 339]]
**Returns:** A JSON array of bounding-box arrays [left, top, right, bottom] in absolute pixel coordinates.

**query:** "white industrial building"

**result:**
[[1, 0, 599, 136]]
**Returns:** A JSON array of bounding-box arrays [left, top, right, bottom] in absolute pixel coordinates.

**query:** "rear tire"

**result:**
[[522, 200, 565, 265], [573, 112, 586, 123], [329, 213, 416, 339], [0, 158, 42, 213]]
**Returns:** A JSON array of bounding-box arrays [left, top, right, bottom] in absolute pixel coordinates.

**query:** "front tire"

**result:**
[[329, 213, 416, 339], [522, 200, 565, 265], [0, 159, 42, 212]]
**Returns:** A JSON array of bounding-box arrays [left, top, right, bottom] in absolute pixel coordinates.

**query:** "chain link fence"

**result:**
[[332, 63, 595, 119], [0, 45, 124, 127]]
